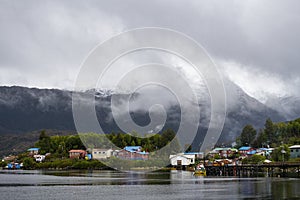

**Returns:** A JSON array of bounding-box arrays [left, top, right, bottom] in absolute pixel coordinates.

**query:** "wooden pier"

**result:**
[[205, 162, 300, 178]]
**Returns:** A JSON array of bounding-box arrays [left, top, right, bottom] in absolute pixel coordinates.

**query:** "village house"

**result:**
[[169, 153, 196, 167], [289, 145, 300, 158], [246, 149, 257, 156], [2, 155, 17, 162], [69, 149, 87, 159], [34, 155, 45, 162], [255, 148, 273, 158], [208, 147, 238, 158], [27, 148, 40, 156], [238, 146, 254, 157], [91, 148, 114, 159], [117, 146, 149, 160]]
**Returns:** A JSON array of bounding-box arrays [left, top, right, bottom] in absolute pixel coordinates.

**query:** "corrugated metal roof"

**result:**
[[184, 152, 204, 155], [289, 145, 300, 149], [136, 151, 149, 155], [124, 146, 142, 152], [259, 148, 268, 151], [247, 150, 257, 155], [239, 146, 251, 151], [27, 148, 40, 151]]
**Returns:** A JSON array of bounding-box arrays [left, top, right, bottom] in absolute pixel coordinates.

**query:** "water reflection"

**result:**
[[0, 170, 300, 199]]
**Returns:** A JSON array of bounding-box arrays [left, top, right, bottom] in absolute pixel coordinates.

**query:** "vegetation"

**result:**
[[34, 131, 85, 158], [232, 117, 300, 163], [242, 154, 266, 164], [33, 128, 179, 157], [35, 159, 108, 170], [105, 128, 180, 152], [271, 145, 291, 162], [0, 161, 7, 168], [10, 129, 180, 170], [236, 118, 300, 148], [3, 117, 300, 170], [236, 124, 257, 146], [22, 157, 36, 169]]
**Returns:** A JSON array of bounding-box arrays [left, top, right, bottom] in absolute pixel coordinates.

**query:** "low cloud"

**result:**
[[220, 60, 300, 103]]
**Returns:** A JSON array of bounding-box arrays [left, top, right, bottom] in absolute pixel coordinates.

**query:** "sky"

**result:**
[[0, 0, 299, 103]]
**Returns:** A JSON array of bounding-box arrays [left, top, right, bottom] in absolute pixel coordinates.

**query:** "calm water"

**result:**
[[0, 170, 300, 200]]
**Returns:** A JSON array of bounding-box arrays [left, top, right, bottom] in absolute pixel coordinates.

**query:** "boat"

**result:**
[[5, 162, 22, 170], [194, 164, 206, 176]]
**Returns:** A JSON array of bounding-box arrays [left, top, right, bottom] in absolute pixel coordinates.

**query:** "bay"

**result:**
[[0, 170, 299, 200]]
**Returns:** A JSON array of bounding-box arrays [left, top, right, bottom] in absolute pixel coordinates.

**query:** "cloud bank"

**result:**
[[0, 0, 299, 102]]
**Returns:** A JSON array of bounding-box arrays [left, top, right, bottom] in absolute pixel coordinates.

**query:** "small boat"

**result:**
[[194, 164, 206, 176], [5, 162, 22, 170]]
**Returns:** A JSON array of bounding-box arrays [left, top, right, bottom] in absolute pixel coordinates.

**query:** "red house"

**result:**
[[69, 150, 86, 159]]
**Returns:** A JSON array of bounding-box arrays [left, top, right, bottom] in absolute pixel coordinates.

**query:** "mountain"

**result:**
[[0, 82, 286, 153], [0, 86, 75, 133], [265, 96, 300, 121]]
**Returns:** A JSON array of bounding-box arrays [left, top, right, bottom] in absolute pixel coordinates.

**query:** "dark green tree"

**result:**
[[36, 130, 51, 154], [160, 129, 176, 147], [22, 157, 36, 169], [264, 118, 276, 145], [252, 129, 267, 148], [240, 124, 257, 146]]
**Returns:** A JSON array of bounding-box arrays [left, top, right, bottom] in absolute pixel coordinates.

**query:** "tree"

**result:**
[[240, 125, 257, 146], [265, 118, 276, 145], [0, 161, 7, 168], [23, 157, 36, 169], [161, 129, 176, 147], [242, 154, 266, 164], [252, 129, 267, 148], [271, 145, 290, 162], [35, 130, 51, 154]]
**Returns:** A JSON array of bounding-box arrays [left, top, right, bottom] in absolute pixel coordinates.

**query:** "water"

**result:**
[[0, 170, 300, 200]]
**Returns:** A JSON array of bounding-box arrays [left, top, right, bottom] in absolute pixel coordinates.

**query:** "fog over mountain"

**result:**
[[265, 96, 300, 121], [0, 77, 287, 149]]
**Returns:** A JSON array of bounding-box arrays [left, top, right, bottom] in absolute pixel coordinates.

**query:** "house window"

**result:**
[[191, 159, 194, 163], [102, 152, 106, 154], [296, 149, 299, 152], [291, 150, 294, 152]]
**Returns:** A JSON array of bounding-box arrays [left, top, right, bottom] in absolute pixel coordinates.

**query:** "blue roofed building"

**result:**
[[27, 148, 40, 156], [118, 146, 149, 160], [247, 150, 257, 156], [239, 146, 254, 156], [124, 146, 142, 153], [256, 148, 273, 157]]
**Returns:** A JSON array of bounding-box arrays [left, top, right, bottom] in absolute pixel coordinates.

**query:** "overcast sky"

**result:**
[[0, 0, 299, 102]]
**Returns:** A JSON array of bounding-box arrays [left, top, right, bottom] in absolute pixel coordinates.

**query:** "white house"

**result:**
[[34, 155, 45, 162], [92, 148, 114, 159], [289, 145, 300, 159], [169, 154, 196, 166]]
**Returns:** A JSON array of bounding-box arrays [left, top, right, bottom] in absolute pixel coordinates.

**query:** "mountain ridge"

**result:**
[[0, 83, 286, 151]]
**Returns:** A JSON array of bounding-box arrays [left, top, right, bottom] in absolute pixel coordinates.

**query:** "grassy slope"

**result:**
[[0, 130, 76, 157]]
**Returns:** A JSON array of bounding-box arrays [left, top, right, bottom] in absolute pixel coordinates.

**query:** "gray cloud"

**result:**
[[0, 0, 299, 101]]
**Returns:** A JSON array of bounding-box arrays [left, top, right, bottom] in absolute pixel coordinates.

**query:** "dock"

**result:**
[[205, 162, 300, 177]]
